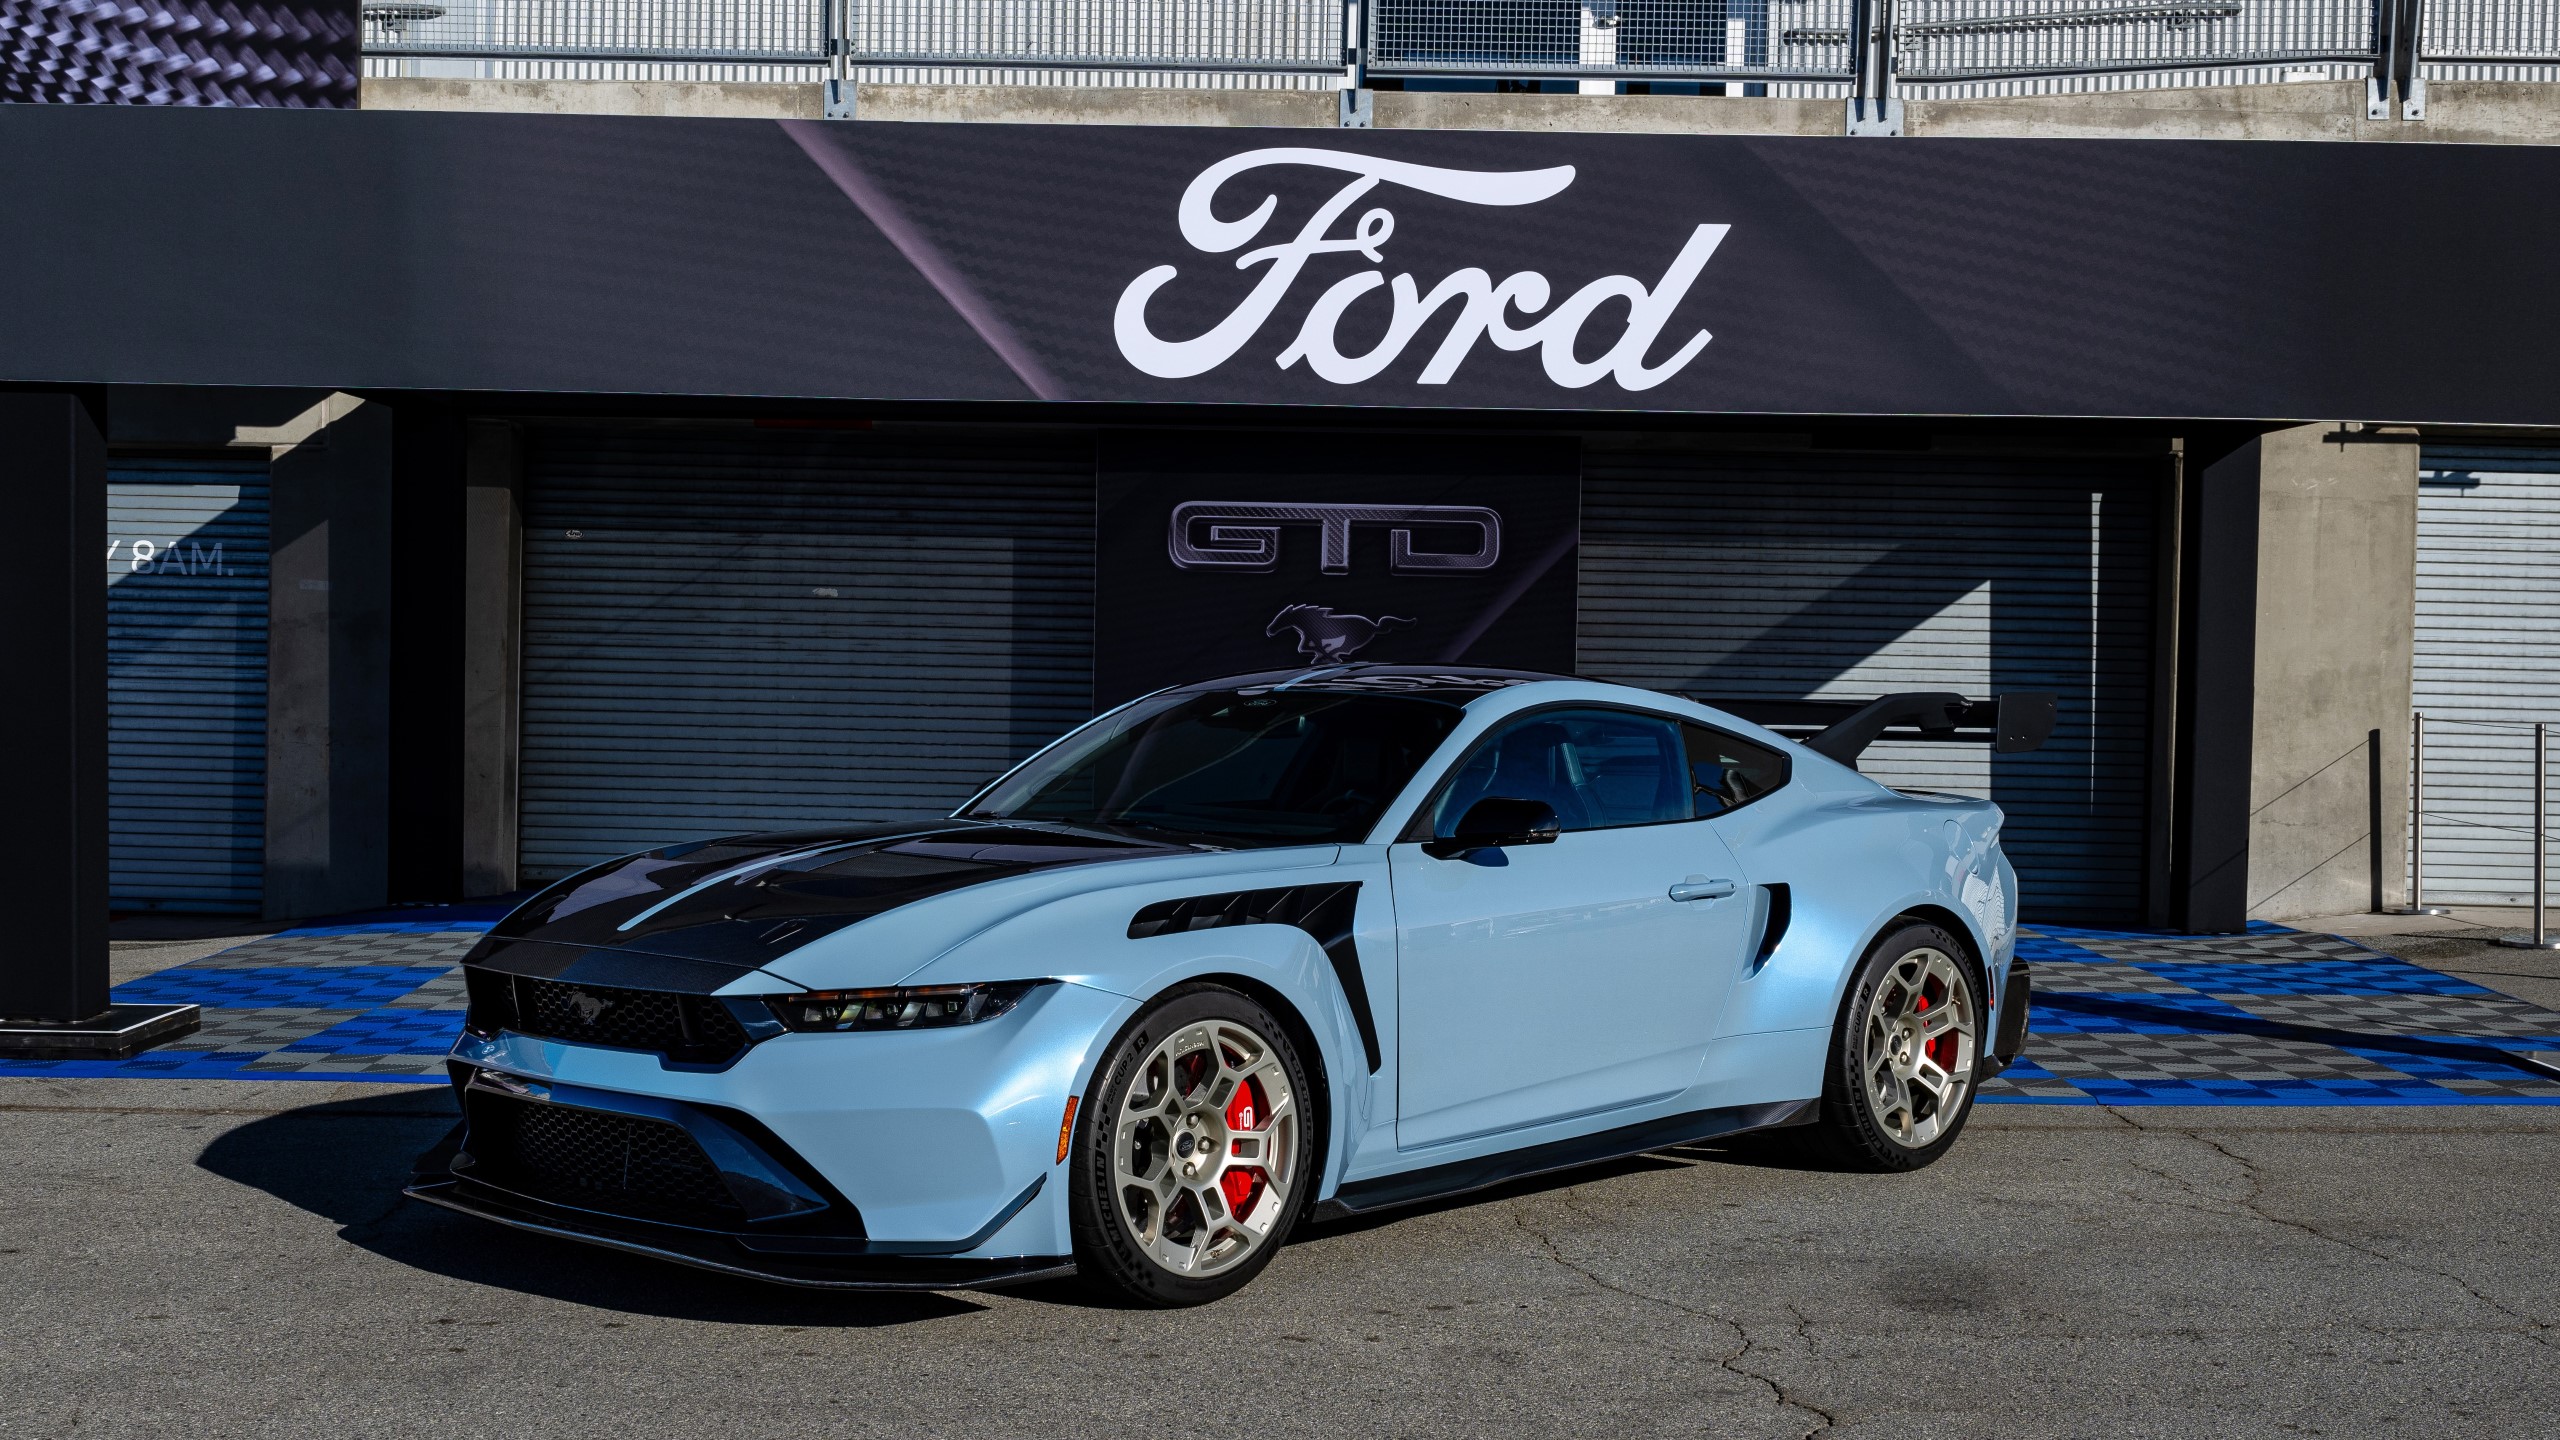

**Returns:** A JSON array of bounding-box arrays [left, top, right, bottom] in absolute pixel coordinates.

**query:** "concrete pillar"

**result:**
[[0, 394, 108, 1021], [258, 393, 395, 920], [2245, 424, 2420, 919], [460, 420, 523, 896], [2171, 434, 2263, 933]]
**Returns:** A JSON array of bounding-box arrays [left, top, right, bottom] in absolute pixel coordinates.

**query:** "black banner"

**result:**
[[2, 106, 2558, 424], [1095, 434, 1579, 707]]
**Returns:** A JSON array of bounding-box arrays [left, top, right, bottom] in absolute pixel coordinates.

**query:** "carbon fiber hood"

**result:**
[[464, 821, 1192, 988]]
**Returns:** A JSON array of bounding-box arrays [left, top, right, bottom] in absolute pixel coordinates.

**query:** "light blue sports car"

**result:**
[[409, 666, 2044, 1305]]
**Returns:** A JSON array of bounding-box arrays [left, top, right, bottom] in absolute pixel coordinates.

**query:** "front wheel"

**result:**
[[1068, 985, 1314, 1306], [1800, 921, 1984, 1172]]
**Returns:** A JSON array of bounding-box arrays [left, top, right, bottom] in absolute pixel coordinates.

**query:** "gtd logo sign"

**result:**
[[1116, 148, 1728, 392], [1168, 501, 1501, 574]]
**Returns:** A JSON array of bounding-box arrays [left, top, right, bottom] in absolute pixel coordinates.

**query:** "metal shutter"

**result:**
[[2410, 446, 2560, 905], [105, 458, 270, 914], [518, 426, 1096, 881], [1579, 453, 2159, 920]]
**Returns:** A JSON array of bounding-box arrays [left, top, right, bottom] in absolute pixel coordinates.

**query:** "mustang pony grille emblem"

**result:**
[[568, 990, 615, 1025]]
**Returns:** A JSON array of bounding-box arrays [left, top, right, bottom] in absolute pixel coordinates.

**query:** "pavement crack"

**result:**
[[2117, 1115, 2558, 1351], [1509, 1208, 1837, 1438]]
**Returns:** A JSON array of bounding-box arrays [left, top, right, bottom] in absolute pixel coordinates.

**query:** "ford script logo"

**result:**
[[1115, 147, 1728, 391]]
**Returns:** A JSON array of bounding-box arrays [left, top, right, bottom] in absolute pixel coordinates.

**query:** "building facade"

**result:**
[[7, 96, 2558, 943]]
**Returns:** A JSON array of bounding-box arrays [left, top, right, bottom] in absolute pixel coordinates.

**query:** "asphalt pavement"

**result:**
[[6, 1070, 2557, 1440]]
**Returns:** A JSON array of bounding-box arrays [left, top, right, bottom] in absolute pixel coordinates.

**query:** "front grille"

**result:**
[[465, 970, 750, 1064], [465, 1090, 741, 1226]]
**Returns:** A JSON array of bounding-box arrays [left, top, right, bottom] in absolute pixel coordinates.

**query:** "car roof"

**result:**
[[1165, 664, 1593, 704]]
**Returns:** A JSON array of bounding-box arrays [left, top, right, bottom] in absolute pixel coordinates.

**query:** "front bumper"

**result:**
[[406, 1068, 1074, 1291], [413, 978, 1137, 1287]]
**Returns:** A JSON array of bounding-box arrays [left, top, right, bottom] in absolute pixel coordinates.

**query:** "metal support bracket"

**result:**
[[1339, 86, 1373, 128], [2370, 0, 2426, 121], [1844, 0, 1900, 135], [1845, 96, 1903, 136], [824, 78, 855, 121]]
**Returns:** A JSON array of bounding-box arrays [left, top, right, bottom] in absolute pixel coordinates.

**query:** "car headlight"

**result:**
[[765, 981, 1041, 1032]]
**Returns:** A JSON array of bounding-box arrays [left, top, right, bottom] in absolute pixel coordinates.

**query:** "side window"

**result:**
[[1429, 709, 1692, 836], [1683, 723, 1790, 816]]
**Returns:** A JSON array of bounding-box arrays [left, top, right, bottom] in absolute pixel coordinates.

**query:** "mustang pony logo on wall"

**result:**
[[1114, 147, 1729, 391], [1268, 604, 1414, 663]]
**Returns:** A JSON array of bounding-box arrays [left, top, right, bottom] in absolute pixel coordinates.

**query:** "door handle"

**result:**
[[1668, 877, 1738, 903]]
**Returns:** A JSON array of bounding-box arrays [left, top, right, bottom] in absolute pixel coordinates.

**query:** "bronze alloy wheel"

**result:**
[[1069, 985, 1314, 1305], [1798, 921, 1984, 1172], [1854, 943, 1979, 1150]]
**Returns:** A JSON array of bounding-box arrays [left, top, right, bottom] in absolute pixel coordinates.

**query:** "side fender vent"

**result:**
[[1752, 884, 1791, 971], [1128, 882, 1380, 1074]]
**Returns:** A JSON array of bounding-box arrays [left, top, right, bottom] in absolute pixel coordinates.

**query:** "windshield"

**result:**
[[964, 690, 1466, 846]]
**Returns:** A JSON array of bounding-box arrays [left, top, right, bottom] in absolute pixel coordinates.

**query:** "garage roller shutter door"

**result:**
[[1579, 453, 2160, 921], [518, 427, 1096, 882], [2411, 446, 2560, 905], [106, 458, 270, 914]]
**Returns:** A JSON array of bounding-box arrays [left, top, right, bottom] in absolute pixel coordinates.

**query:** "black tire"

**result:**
[[1068, 984, 1316, 1307], [1797, 921, 1986, 1173]]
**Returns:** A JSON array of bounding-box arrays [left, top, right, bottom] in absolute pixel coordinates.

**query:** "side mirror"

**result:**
[[1423, 797, 1562, 859]]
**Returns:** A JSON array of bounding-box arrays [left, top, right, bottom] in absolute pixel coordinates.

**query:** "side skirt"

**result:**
[[1313, 1097, 1821, 1221]]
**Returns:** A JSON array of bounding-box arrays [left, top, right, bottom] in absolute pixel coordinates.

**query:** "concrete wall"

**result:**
[[363, 76, 822, 119], [1911, 80, 2560, 145], [259, 394, 396, 920], [2245, 424, 2421, 920], [362, 74, 2560, 144], [843, 82, 1336, 128]]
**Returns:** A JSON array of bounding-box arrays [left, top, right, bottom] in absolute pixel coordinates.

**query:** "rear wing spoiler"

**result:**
[[1701, 692, 2058, 768]]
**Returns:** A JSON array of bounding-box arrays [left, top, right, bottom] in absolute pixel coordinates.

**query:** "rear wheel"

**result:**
[[1069, 986, 1313, 1306], [1801, 922, 1982, 1171]]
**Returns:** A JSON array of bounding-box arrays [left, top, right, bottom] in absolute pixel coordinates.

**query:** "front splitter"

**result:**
[[405, 1175, 1075, 1293]]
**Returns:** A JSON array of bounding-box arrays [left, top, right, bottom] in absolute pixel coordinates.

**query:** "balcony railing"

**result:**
[[360, 0, 2560, 98]]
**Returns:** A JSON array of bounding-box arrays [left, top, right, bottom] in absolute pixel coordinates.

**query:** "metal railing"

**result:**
[[1365, 0, 1858, 85], [2423, 0, 2560, 61], [848, 0, 1341, 73], [359, 0, 2560, 93], [363, 0, 825, 63], [1892, 0, 2375, 81]]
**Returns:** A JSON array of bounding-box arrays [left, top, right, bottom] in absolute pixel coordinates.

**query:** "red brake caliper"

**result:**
[[1918, 991, 1958, 1070], [1221, 1076, 1268, 1220]]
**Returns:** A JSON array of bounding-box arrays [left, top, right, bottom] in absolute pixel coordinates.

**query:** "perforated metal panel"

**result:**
[[516, 426, 1096, 881], [2410, 446, 2560, 905], [1578, 452, 2160, 920], [105, 458, 271, 914]]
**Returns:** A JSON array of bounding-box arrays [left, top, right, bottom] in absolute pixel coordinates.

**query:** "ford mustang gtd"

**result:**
[[409, 667, 2045, 1305]]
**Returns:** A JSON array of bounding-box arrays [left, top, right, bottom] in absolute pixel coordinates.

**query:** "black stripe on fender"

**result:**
[[1126, 882, 1380, 1074]]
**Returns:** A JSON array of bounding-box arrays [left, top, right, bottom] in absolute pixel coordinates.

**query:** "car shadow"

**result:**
[[195, 1091, 986, 1325], [198, 1092, 1864, 1311]]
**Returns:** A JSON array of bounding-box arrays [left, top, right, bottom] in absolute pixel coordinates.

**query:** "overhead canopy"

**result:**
[[1, 104, 2555, 424]]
